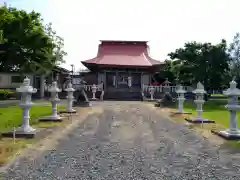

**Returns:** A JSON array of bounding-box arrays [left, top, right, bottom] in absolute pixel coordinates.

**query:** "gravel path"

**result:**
[[2, 101, 240, 179]]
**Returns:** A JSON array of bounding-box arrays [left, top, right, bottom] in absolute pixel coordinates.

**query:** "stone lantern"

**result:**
[[113, 76, 116, 87], [215, 80, 240, 139], [128, 76, 132, 88], [91, 84, 97, 100], [185, 82, 215, 123], [3, 77, 37, 138], [60, 81, 76, 114], [39, 81, 63, 121], [175, 85, 191, 114], [149, 86, 155, 100], [163, 78, 171, 94]]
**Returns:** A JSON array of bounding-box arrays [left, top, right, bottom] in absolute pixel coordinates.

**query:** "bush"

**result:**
[[0, 89, 15, 100]]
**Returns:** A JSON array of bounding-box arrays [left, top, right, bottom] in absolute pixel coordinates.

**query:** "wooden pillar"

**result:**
[[104, 71, 106, 91], [129, 71, 132, 88], [116, 70, 118, 88]]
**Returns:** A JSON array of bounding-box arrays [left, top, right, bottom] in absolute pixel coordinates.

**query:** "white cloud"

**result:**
[[5, 0, 240, 70]]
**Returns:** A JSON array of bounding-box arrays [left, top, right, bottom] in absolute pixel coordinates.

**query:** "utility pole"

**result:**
[[70, 64, 74, 83]]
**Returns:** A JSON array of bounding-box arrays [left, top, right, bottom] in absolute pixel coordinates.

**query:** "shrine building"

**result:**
[[80, 40, 164, 100]]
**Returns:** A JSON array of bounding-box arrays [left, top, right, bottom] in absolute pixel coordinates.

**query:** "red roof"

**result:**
[[81, 40, 163, 67]]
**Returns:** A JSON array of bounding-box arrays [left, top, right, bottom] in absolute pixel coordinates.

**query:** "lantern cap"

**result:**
[[48, 81, 62, 92], [176, 85, 186, 94], [65, 81, 75, 92], [223, 79, 240, 96], [192, 82, 206, 94], [16, 77, 37, 93]]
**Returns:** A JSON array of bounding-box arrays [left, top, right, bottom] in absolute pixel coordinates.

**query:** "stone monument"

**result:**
[[74, 77, 91, 107], [155, 79, 176, 107], [2, 77, 37, 138], [185, 82, 215, 123]]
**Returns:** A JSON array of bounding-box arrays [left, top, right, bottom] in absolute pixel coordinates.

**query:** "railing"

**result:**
[[142, 85, 194, 93], [45, 83, 103, 92], [72, 84, 103, 92]]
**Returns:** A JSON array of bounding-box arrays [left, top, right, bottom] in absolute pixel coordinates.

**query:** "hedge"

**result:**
[[0, 89, 16, 100]]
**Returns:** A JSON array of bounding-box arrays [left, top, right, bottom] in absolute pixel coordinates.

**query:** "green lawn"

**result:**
[[0, 104, 67, 166], [0, 104, 65, 132], [210, 93, 225, 97], [180, 100, 234, 128]]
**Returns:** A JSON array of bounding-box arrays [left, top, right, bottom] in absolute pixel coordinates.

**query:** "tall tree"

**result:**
[[0, 5, 66, 74], [228, 32, 240, 80], [168, 40, 231, 90]]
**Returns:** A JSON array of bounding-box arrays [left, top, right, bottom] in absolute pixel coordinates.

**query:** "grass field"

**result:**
[[0, 104, 65, 132], [169, 100, 240, 147], [210, 93, 226, 97], [0, 104, 66, 165]]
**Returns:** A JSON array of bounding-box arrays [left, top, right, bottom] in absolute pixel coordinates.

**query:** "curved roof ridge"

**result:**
[[141, 52, 155, 65], [143, 51, 162, 65]]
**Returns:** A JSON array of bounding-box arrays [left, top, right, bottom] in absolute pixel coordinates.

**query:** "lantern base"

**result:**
[[172, 111, 192, 115], [145, 98, 156, 102], [39, 115, 63, 122], [59, 109, 77, 114], [185, 117, 215, 124], [2, 127, 36, 138], [74, 101, 92, 107], [212, 129, 240, 140], [91, 98, 98, 101]]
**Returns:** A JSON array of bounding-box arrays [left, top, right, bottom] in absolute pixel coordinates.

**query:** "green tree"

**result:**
[[168, 40, 231, 90], [228, 33, 240, 82], [154, 60, 176, 83], [0, 5, 66, 74]]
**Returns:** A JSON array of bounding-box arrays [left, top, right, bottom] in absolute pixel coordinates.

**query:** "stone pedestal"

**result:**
[[213, 80, 240, 140], [215, 129, 240, 140], [2, 77, 37, 138], [100, 91, 104, 101], [185, 82, 215, 124], [39, 82, 63, 122], [74, 90, 92, 107]]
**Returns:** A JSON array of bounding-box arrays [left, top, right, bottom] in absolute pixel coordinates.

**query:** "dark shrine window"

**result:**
[[11, 75, 23, 83]]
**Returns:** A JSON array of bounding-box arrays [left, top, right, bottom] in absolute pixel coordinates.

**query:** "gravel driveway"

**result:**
[[2, 101, 240, 179]]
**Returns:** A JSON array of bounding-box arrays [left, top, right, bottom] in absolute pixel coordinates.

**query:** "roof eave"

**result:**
[[100, 40, 149, 43]]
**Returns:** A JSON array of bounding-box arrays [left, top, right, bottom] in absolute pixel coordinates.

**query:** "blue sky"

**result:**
[[2, 0, 240, 70]]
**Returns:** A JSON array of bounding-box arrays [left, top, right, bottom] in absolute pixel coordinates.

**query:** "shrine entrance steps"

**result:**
[[104, 90, 142, 100]]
